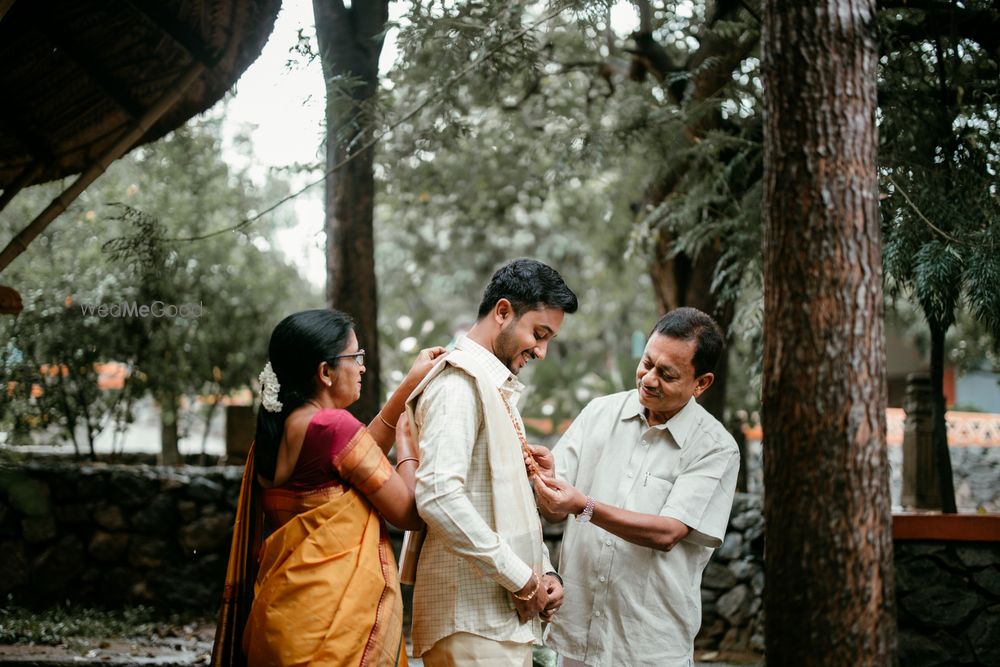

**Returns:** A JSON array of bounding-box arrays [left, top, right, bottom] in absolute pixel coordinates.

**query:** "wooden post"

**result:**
[[901, 372, 941, 510], [225, 404, 255, 460]]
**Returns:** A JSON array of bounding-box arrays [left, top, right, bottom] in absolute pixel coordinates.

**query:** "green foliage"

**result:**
[[879, 1, 1000, 347], [0, 117, 318, 453], [376, 4, 668, 419], [375, 0, 764, 417], [377, 0, 999, 419], [0, 194, 141, 454], [887, 294, 999, 374]]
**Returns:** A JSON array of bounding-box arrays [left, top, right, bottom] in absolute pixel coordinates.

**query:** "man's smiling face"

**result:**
[[494, 306, 565, 375]]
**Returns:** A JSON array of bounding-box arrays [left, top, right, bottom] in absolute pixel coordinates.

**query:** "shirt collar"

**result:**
[[454, 335, 523, 392], [623, 391, 699, 448], [622, 390, 645, 421]]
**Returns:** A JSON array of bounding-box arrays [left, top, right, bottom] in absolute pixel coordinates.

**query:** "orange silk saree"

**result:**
[[212, 414, 407, 667]]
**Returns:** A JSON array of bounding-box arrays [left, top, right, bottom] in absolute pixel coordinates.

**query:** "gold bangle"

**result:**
[[395, 456, 419, 470], [377, 411, 396, 430], [511, 573, 540, 601]]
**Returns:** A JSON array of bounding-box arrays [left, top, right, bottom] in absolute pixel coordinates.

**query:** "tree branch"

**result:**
[[173, 3, 571, 242]]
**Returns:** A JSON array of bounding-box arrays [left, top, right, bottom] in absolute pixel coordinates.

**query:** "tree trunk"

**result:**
[[928, 319, 958, 513], [160, 389, 181, 465], [637, 1, 754, 424], [53, 369, 82, 459], [200, 395, 221, 466], [648, 233, 734, 421], [313, 0, 388, 423], [81, 399, 98, 461], [761, 1, 895, 664]]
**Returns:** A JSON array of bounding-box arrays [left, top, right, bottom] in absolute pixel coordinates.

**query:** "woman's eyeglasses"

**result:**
[[331, 349, 365, 367]]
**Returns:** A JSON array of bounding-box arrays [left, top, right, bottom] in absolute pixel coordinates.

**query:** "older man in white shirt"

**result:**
[[408, 259, 579, 666], [529, 307, 740, 667]]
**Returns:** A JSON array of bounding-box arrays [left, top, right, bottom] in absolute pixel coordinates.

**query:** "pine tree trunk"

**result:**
[[761, 1, 895, 664], [313, 0, 388, 423], [929, 319, 958, 513]]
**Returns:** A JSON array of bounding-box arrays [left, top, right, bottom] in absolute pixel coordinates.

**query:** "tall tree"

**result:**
[[313, 0, 389, 422], [628, 0, 760, 421], [878, 0, 1000, 512], [761, 0, 895, 664]]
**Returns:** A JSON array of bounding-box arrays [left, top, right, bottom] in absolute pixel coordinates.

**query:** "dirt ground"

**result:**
[[0, 622, 760, 667], [0, 621, 214, 666]]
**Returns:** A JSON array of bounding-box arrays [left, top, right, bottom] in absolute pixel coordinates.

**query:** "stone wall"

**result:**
[[741, 439, 1000, 512], [0, 460, 768, 655], [542, 493, 766, 656], [0, 462, 242, 609], [696, 494, 765, 654], [896, 540, 1000, 667], [3, 461, 997, 666], [889, 445, 1000, 512]]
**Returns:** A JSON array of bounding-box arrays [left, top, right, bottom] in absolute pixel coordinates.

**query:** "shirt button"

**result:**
[[641, 440, 648, 446], [605, 539, 612, 546], [599, 575, 606, 582], [627, 472, 633, 478], [594, 610, 602, 617]]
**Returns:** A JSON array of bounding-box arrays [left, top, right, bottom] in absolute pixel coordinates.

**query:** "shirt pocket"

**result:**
[[625, 474, 674, 515]]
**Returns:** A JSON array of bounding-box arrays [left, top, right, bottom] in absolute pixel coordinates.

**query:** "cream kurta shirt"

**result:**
[[411, 336, 553, 656], [547, 391, 739, 667]]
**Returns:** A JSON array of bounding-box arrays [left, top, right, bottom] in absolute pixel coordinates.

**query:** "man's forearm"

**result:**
[[589, 501, 690, 552]]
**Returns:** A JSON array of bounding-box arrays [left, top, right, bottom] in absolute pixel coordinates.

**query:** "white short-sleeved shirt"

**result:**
[[547, 391, 740, 667]]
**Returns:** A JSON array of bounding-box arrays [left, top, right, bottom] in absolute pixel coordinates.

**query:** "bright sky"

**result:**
[[222, 0, 346, 287], [222, 0, 640, 287]]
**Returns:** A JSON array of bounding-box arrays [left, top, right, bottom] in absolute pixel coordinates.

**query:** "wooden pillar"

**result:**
[[901, 372, 941, 510]]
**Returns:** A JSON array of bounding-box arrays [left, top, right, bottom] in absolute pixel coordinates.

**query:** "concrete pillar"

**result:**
[[901, 372, 941, 510]]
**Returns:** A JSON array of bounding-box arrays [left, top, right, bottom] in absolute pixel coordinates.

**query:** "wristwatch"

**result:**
[[576, 496, 595, 523]]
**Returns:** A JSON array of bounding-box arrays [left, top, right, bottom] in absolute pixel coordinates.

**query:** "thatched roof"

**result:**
[[0, 0, 282, 278], [0, 0, 281, 189]]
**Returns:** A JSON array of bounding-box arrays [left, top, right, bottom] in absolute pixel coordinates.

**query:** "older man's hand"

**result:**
[[539, 574, 564, 622], [524, 444, 555, 479], [533, 476, 587, 520]]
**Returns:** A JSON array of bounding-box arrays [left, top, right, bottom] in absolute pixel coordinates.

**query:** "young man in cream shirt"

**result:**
[[408, 258, 579, 666]]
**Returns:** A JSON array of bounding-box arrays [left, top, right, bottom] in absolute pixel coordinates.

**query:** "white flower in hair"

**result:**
[[259, 361, 283, 413]]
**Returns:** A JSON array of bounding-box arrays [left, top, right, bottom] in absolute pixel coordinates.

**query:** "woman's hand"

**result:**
[[395, 412, 418, 461], [539, 575, 564, 622], [403, 346, 447, 386], [370, 346, 445, 456]]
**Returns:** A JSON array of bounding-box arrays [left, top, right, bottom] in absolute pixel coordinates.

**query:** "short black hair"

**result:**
[[476, 258, 579, 318], [650, 307, 725, 377]]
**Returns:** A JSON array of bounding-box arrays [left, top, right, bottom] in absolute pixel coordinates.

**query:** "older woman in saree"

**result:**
[[212, 309, 445, 667]]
